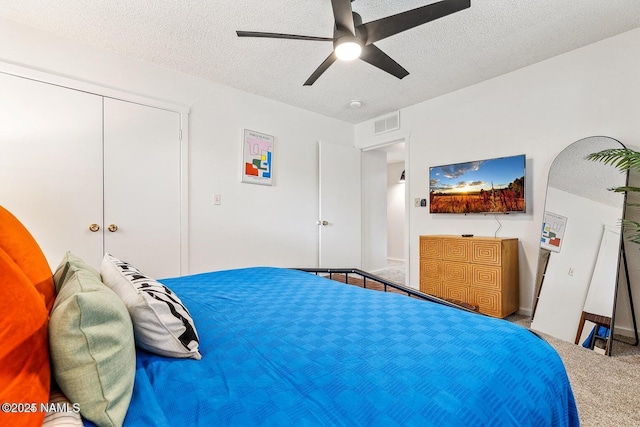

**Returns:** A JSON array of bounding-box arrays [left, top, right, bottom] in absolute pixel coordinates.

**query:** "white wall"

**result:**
[[387, 162, 405, 261], [355, 28, 640, 327], [361, 150, 387, 272], [188, 87, 353, 272], [0, 18, 354, 274]]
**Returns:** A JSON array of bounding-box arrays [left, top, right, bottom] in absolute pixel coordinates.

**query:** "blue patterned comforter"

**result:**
[[120, 267, 579, 426]]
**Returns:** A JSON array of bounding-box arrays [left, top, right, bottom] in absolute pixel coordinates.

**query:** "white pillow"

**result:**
[[41, 391, 83, 427], [100, 253, 202, 360]]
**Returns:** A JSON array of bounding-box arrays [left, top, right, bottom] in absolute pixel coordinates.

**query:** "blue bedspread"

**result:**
[[119, 267, 579, 426]]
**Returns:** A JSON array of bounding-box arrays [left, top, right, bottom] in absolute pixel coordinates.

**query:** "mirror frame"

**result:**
[[531, 136, 628, 355]]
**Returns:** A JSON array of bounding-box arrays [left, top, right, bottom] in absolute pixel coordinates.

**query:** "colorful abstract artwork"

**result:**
[[242, 129, 274, 185], [541, 211, 567, 253]]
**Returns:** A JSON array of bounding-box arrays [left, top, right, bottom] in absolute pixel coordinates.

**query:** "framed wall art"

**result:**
[[242, 129, 274, 186], [541, 211, 567, 253]]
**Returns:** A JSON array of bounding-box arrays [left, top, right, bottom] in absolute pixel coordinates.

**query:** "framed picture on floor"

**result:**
[[242, 129, 274, 186]]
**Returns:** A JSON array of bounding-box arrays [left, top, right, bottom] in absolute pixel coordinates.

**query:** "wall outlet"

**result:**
[[213, 194, 221, 205]]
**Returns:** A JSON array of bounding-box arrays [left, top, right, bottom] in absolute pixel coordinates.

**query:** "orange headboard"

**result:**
[[0, 205, 54, 311], [0, 205, 54, 426]]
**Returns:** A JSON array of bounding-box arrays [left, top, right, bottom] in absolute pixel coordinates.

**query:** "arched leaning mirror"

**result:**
[[531, 136, 628, 355]]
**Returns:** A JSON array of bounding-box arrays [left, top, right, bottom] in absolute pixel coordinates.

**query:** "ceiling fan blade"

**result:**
[[303, 52, 338, 86], [359, 44, 409, 80], [236, 31, 333, 42], [362, 0, 470, 45], [331, 0, 356, 35]]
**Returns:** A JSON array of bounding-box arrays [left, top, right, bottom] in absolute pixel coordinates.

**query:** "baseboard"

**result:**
[[517, 308, 532, 317], [387, 257, 405, 263], [614, 324, 638, 338]]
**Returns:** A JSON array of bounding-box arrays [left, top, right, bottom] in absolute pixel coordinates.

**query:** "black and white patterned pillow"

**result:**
[[100, 253, 201, 360]]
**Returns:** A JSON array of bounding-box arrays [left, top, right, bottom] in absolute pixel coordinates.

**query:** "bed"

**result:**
[[0, 205, 580, 427]]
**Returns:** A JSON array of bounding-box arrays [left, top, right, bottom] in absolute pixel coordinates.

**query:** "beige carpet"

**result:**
[[507, 314, 640, 427]]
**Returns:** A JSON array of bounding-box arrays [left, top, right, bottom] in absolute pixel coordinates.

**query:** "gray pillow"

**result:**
[[52, 251, 100, 292], [49, 262, 135, 427]]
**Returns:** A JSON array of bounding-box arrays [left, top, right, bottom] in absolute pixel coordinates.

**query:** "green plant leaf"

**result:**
[[621, 219, 640, 243], [609, 186, 640, 193], [586, 148, 640, 171], [588, 147, 640, 245]]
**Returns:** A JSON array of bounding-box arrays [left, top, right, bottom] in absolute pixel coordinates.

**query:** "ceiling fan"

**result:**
[[236, 0, 471, 86]]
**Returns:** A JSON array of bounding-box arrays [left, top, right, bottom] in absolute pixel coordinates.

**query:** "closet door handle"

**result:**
[[89, 224, 100, 232], [108, 224, 118, 232]]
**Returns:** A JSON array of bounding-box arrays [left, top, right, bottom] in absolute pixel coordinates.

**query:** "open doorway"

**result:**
[[386, 158, 406, 279], [361, 141, 406, 284]]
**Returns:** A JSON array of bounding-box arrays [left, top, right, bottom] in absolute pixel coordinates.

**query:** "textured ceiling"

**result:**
[[1, 1, 639, 123]]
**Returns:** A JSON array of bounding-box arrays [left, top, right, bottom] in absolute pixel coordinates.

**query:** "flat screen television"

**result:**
[[429, 154, 526, 214]]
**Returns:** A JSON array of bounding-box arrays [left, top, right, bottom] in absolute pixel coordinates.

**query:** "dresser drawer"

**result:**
[[471, 264, 502, 290], [470, 288, 503, 318], [442, 237, 470, 262], [420, 280, 444, 298], [421, 259, 442, 280], [420, 236, 443, 259], [469, 240, 502, 265], [443, 261, 470, 285], [443, 284, 470, 302]]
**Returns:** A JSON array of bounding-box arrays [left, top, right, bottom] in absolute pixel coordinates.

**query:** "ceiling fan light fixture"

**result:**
[[334, 37, 362, 61], [237, 0, 471, 85]]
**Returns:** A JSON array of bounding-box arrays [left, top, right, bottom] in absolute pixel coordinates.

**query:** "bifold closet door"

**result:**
[[103, 98, 181, 278], [0, 72, 104, 268]]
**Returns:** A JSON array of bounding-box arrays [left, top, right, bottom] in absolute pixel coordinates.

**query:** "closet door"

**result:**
[[0, 72, 104, 268], [103, 98, 181, 278]]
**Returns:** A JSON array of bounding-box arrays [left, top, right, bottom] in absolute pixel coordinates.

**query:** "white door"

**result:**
[[103, 98, 182, 278], [318, 141, 361, 268], [0, 72, 104, 268]]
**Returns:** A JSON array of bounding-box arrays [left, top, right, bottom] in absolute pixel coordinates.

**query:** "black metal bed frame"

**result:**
[[292, 268, 558, 342], [293, 267, 479, 314]]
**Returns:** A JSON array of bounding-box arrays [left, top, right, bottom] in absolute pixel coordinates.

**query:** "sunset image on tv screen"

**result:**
[[429, 154, 525, 213]]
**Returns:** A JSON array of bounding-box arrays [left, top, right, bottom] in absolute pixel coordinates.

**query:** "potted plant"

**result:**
[[587, 147, 640, 243]]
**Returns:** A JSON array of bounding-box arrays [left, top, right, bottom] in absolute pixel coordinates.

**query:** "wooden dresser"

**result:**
[[419, 235, 519, 318]]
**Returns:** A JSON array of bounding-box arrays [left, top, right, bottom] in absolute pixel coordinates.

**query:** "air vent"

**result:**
[[373, 112, 400, 135]]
